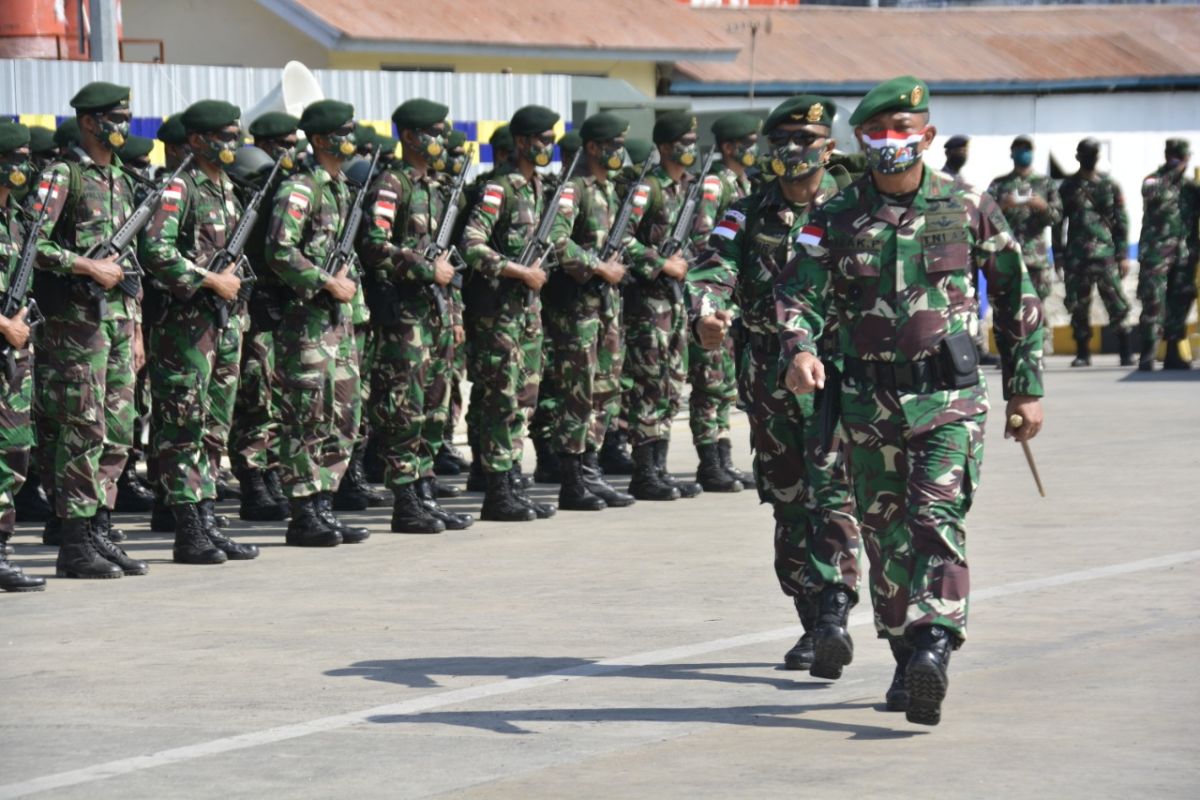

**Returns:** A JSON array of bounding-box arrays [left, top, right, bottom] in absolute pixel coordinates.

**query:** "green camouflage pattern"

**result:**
[[985, 169, 1063, 301], [1137, 163, 1200, 344], [1056, 172, 1131, 339], [0, 198, 33, 535], [229, 328, 279, 473]]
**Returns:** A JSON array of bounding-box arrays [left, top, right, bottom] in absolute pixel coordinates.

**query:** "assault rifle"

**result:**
[[656, 146, 717, 304], [321, 148, 381, 326], [517, 148, 583, 304], [593, 151, 659, 313], [1, 201, 51, 381], [423, 144, 474, 319]]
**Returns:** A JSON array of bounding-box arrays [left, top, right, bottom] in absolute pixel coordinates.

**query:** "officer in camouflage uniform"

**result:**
[[0, 122, 46, 591], [32, 82, 148, 580], [777, 77, 1045, 726], [359, 98, 472, 533], [687, 112, 759, 493], [460, 105, 561, 522], [691, 96, 860, 675], [1054, 137, 1135, 367], [265, 99, 370, 548], [986, 135, 1063, 303], [543, 111, 638, 511], [140, 99, 261, 565], [1136, 138, 1198, 371], [623, 111, 704, 502]]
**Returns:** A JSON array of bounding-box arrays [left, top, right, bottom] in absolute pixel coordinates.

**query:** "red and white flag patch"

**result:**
[[712, 209, 744, 240], [796, 224, 824, 248]]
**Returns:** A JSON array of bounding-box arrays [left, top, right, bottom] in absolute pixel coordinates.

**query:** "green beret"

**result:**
[[624, 137, 654, 164], [53, 118, 80, 149], [764, 96, 835, 133], [70, 81, 131, 113], [559, 131, 583, 153], [1077, 137, 1100, 155], [579, 112, 627, 144], [117, 135, 154, 162], [353, 124, 378, 148], [1011, 134, 1034, 150], [510, 105, 560, 137], [489, 125, 513, 151], [392, 99, 449, 132], [0, 122, 30, 155], [299, 100, 355, 136], [849, 76, 929, 127], [653, 111, 697, 145], [711, 113, 760, 143], [28, 126, 56, 155], [1166, 138, 1190, 156], [157, 114, 187, 146], [447, 129, 467, 149], [376, 135, 398, 155], [249, 111, 299, 140], [182, 100, 241, 134]]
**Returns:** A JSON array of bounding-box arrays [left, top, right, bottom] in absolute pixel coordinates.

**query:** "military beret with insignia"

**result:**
[[299, 100, 355, 136], [624, 137, 654, 164], [944, 134, 969, 150], [0, 122, 30, 155], [579, 112, 627, 144], [559, 130, 583, 153], [70, 81, 131, 113], [249, 111, 299, 140], [848, 76, 929, 126], [510, 105, 560, 137], [490, 124, 513, 151], [1011, 134, 1034, 150], [653, 110, 697, 144], [764, 95, 835, 134], [447, 129, 468, 149], [711, 113, 760, 143], [28, 126, 56, 155], [182, 100, 241, 134], [392, 98, 450, 132], [1165, 138, 1190, 156], [54, 118, 80, 149], [117, 135, 154, 162], [156, 114, 187, 146]]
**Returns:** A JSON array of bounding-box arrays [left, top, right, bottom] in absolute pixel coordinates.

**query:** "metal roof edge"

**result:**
[[336, 38, 739, 62], [670, 76, 1200, 97], [255, 0, 344, 49]]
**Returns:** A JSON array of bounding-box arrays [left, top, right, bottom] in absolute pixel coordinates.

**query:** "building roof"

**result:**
[[257, 0, 741, 62], [673, 5, 1200, 94]]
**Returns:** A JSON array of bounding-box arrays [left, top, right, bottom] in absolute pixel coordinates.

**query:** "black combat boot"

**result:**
[[363, 434, 386, 483], [1138, 334, 1157, 372], [1070, 337, 1091, 367], [809, 583, 855, 680], [14, 473, 52, 523], [264, 469, 290, 518], [1164, 339, 1192, 370], [238, 468, 288, 521], [1117, 328, 1135, 367], [886, 639, 914, 712], [115, 456, 155, 512], [480, 471, 537, 522], [905, 624, 955, 726], [200, 498, 260, 560], [695, 442, 742, 493], [717, 438, 753, 485], [151, 491, 176, 533], [55, 517, 122, 579], [510, 469, 556, 518], [415, 477, 473, 530], [172, 504, 226, 565], [783, 595, 817, 671], [92, 509, 146, 574], [41, 510, 63, 547], [434, 443, 469, 476], [582, 451, 635, 508], [557, 454, 607, 511], [433, 477, 462, 499], [655, 440, 702, 499], [627, 443, 680, 502], [216, 468, 241, 501], [511, 461, 533, 490], [0, 532, 46, 592], [599, 428, 634, 475], [390, 483, 445, 534], [533, 438, 561, 484], [466, 453, 488, 493], [333, 443, 387, 511], [316, 492, 370, 543], [286, 496, 342, 547]]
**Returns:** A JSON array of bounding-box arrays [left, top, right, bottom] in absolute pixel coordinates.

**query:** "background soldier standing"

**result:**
[[986, 135, 1063, 303]]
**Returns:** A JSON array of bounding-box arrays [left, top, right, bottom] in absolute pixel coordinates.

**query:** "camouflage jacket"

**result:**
[[690, 171, 840, 336], [1138, 163, 1200, 264], [549, 173, 644, 283], [139, 165, 243, 301], [985, 170, 1062, 271], [775, 167, 1044, 400], [1, 195, 24, 299], [629, 165, 690, 285], [1055, 172, 1128, 265], [461, 169, 547, 287], [33, 148, 138, 321], [689, 163, 751, 251]]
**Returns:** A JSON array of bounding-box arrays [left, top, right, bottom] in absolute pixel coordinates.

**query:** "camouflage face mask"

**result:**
[[95, 114, 131, 150], [861, 129, 925, 175], [770, 142, 823, 181], [670, 141, 698, 168], [2, 156, 33, 190]]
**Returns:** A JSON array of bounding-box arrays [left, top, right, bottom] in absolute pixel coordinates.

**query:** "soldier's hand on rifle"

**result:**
[[1120, 259, 1136, 279], [202, 262, 242, 302], [521, 258, 548, 292], [593, 257, 626, 286], [697, 310, 732, 350], [324, 263, 358, 303], [1026, 194, 1049, 213], [1005, 395, 1043, 442], [432, 252, 455, 287], [452, 325, 465, 346], [785, 351, 825, 395], [0, 307, 30, 350], [660, 253, 688, 281], [77, 254, 124, 290]]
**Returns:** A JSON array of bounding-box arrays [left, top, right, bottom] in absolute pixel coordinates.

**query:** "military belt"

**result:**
[[843, 356, 944, 394]]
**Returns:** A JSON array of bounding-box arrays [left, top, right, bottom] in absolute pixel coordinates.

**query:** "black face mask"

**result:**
[[1078, 154, 1098, 170], [945, 154, 966, 172]]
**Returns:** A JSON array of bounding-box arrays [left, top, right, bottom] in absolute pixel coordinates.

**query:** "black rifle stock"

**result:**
[[655, 146, 717, 304], [424, 144, 474, 319], [593, 151, 658, 312], [1, 201, 51, 381], [517, 149, 583, 304], [321, 149, 381, 326]]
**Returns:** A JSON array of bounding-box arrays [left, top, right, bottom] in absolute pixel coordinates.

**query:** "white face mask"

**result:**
[[860, 129, 926, 175]]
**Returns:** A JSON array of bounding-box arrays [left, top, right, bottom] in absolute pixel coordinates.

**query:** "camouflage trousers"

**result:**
[[688, 336, 737, 447], [841, 379, 986, 645], [445, 344, 466, 445], [1065, 258, 1130, 341], [368, 311, 452, 488], [0, 350, 33, 535], [1027, 265, 1053, 303], [466, 303, 543, 473], [741, 338, 860, 599], [1138, 247, 1197, 344], [273, 303, 358, 498], [624, 287, 686, 447], [149, 305, 244, 505], [229, 327, 280, 474], [36, 315, 135, 519], [529, 324, 559, 445]]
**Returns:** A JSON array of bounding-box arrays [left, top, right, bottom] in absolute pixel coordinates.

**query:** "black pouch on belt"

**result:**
[[937, 328, 981, 389]]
